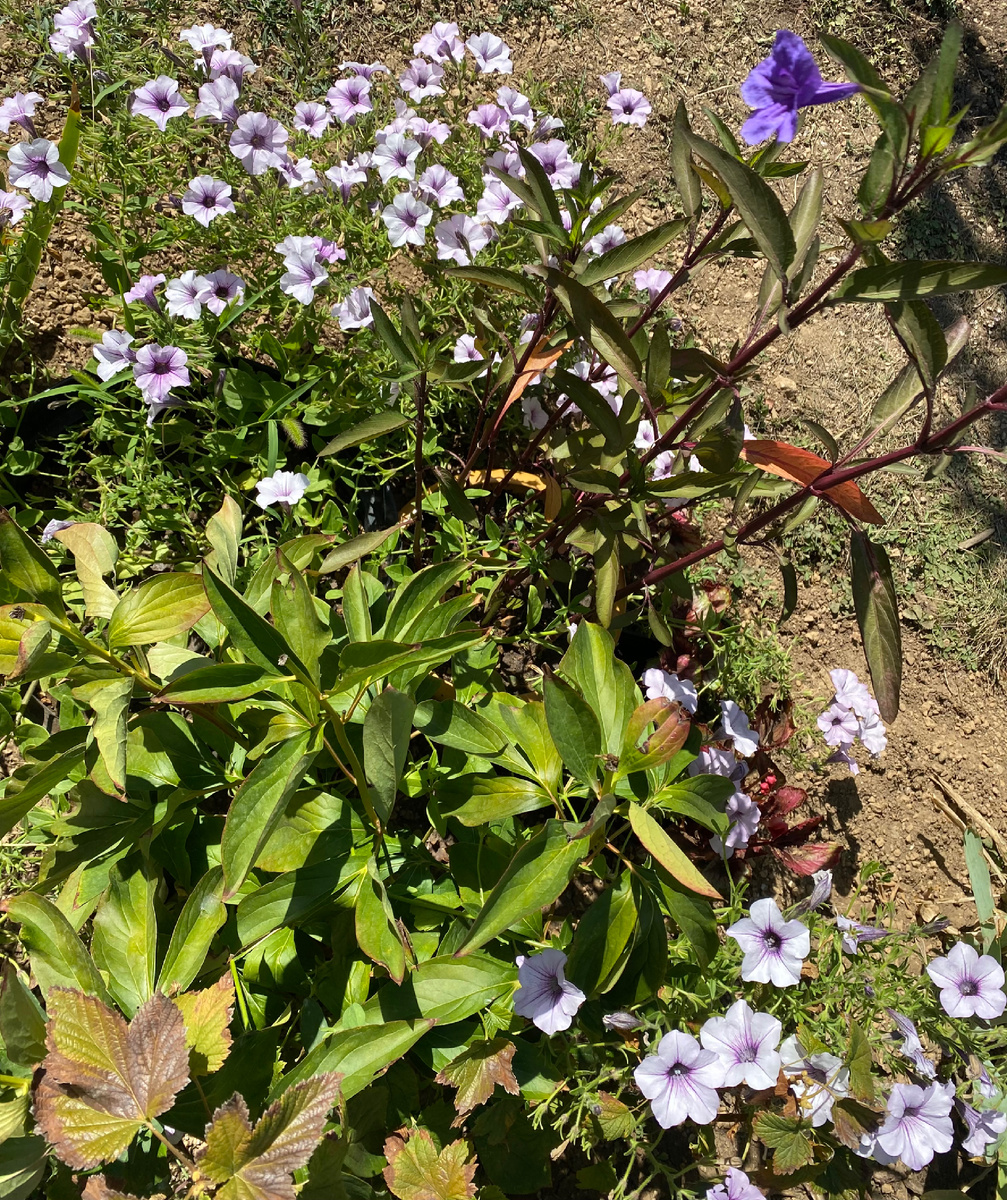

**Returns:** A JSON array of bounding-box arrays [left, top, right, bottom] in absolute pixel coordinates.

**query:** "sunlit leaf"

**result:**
[[382, 1129, 477, 1200]]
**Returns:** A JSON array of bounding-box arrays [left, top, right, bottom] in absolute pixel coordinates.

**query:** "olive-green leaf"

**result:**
[[832, 261, 1007, 303], [0, 963, 47, 1067], [356, 858, 407, 983], [543, 676, 601, 785], [850, 531, 902, 722], [628, 803, 721, 899], [87, 677, 133, 791], [202, 567, 304, 676], [318, 525, 401, 575], [3, 893, 111, 1003], [91, 854, 158, 1017], [442, 266, 542, 302], [362, 687, 415, 827], [438, 775, 552, 826], [578, 219, 688, 288], [272, 1020, 434, 1100], [52, 522, 119, 618], [157, 664, 276, 705], [157, 866, 227, 993], [107, 574, 209, 648], [0, 509, 62, 613], [319, 410, 411, 457]]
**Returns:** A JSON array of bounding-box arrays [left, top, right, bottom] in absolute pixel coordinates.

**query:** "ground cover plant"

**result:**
[[2, 5, 1007, 1199]]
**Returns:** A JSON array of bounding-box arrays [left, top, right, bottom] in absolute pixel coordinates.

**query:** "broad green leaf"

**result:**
[[157, 664, 276, 705], [364, 953, 516, 1025], [235, 856, 367, 946], [832, 261, 1007, 303], [318, 525, 401, 575], [174, 976, 234, 1075], [53, 523, 119, 618], [273, 1021, 433, 1099], [157, 867, 227, 993], [202, 567, 305, 677], [381, 562, 469, 642], [850, 531, 902, 722], [565, 873, 638, 995], [438, 775, 552, 826], [847, 1019, 875, 1102], [0, 509, 62, 613], [543, 676, 601, 785], [205, 495, 242, 585], [456, 821, 588, 955], [356, 858, 407, 983], [560, 622, 638, 756], [0, 964, 47, 1067], [107, 574, 209, 648], [362, 687, 415, 827], [578, 219, 688, 288], [91, 854, 158, 1017], [655, 776, 732, 832], [335, 632, 484, 697], [0, 734, 86, 839], [413, 700, 506, 757], [319, 410, 411, 457], [671, 101, 702, 219], [964, 829, 997, 954], [752, 1112, 815, 1174], [0, 1137, 47, 1200], [4, 893, 111, 1003], [271, 556, 329, 687], [87, 677, 132, 791], [442, 266, 542, 302], [628, 803, 721, 899], [340, 565, 373, 642]]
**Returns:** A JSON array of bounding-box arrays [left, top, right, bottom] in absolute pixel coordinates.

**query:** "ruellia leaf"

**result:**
[[319, 410, 411, 458], [107, 574, 209, 648], [382, 1129, 477, 1200], [434, 1039, 520, 1119], [565, 873, 638, 995], [850, 531, 902, 722], [174, 977, 235, 1076], [740, 440, 884, 525], [33, 990, 190, 1169], [196, 1073, 340, 1200], [577, 219, 688, 288], [627, 803, 722, 899], [831, 260, 1007, 303]]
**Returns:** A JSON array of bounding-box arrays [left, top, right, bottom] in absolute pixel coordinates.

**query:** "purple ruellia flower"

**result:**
[[819, 668, 885, 774], [780, 1034, 849, 1126], [959, 1100, 1007, 1157], [399, 58, 444, 102], [817, 702, 859, 748], [324, 159, 367, 201], [467, 103, 509, 139], [727, 898, 809, 986], [202, 269, 245, 315], [373, 133, 422, 184], [711, 791, 760, 857], [477, 178, 523, 224], [123, 273, 166, 312], [926, 941, 1006, 1019], [415, 21, 465, 62], [513, 948, 585, 1034], [522, 395, 548, 430], [872, 1081, 954, 1171], [332, 286, 376, 331], [416, 164, 464, 208], [641, 668, 698, 714], [885, 1009, 936, 1080], [165, 271, 211, 320], [338, 60, 388, 79], [275, 155, 317, 189], [131, 77, 188, 130], [133, 343, 189, 404], [466, 31, 513, 74], [527, 139, 580, 189], [706, 1168, 765, 1200], [634, 268, 673, 303], [434, 213, 492, 266], [0, 191, 32, 226], [0, 92, 43, 137], [293, 100, 331, 138], [209, 49, 257, 87], [181, 175, 234, 227], [586, 224, 627, 258], [700, 999, 781, 1090], [40, 518, 75, 543], [497, 86, 534, 129], [837, 914, 888, 956], [93, 330, 135, 381], [382, 192, 433, 249], [49, 0, 96, 60], [327, 77, 372, 124], [608, 88, 651, 128], [7, 139, 71, 203], [195, 77, 240, 125], [229, 112, 287, 175], [720, 700, 760, 758], [280, 252, 328, 305], [740, 30, 859, 145], [256, 470, 310, 509], [633, 1030, 724, 1128], [830, 668, 878, 717]]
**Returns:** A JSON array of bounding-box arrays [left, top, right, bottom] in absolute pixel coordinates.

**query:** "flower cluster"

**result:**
[[817, 668, 886, 774]]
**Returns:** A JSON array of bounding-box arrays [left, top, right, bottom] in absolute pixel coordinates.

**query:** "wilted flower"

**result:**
[[706, 1169, 765, 1200], [788, 868, 833, 918], [885, 1010, 936, 1080], [7, 139, 71, 203], [181, 175, 234, 226], [433, 214, 492, 266], [641, 668, 698, 714], [720, 700, 760, 758], [837, 914, 888, 955], [123, 274, 166, 313], [521, 395, 548, 430], [959, 1100, 1007, 1157], [0, 92, 43, 137], [255, 470, 310, 510], [133, 343, 189, 404], [332, 286, 376, 331], [417, 164, 465, 208], [194, 77, 240, 125], [293, 100, 331, 138], [926, 941, 1006, 1020], [373, 133, 422, 184], [327, 76, 372, 124], [131, 77, 188, 130], [700, 1000, 781, 1090], [727, 897, 809, 986], [497, 86, 534, 129], [165, 271, 211, 320], [399, 58, 444, 102], [40, 518, 75, 543], [633, 1030, 724, 1128], [608, 88, 651, 127], [229, 112, 288, 175], [634, 268, 672, 303], [872, 1081, 954, 1171], [0, 191, 32, 225], [780, 1034, 849, 1126], [466, 31, 513, 74], [382, 192, 432, 248], [513, 948, 585, 1034], [711, 791, 760, 857], [602, 1011, 641, 1033], [201, 269, 244, 315], [280, 252, 328, 304], [93, 330, 135, 381], [415, 21, 465, 62]]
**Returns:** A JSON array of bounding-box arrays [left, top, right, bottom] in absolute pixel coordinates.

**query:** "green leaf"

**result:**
[[271, 556, 329, 689], [370, 303, 418, 370], [455, 822, 588, 955], [833, 261, 1007, 303], [594, 535, 618, 630], [866, 316, 969, 437], [655, 776, 731, 832], [964, 829, 996, 954], [0, 963, 47, 1067], [438, 775, 552, 826], [52, 522, 119, 618], [442, 266, 541, 302], [205, 495, 242, 586], [157, 664, 276, 705], [552, 368, 624, 453], [319, 410, 411, 457], [565, 873, 638, 994], [91, 854, 158, 1017], [670, 101, 702, 219], [364, 953, 516, 1025], [885, 298, 947, 388], [516, 147, 564, 227], [202, 567, 304, 677], [628, 803, 721, 898], [356, 857, 407, 983], [221, 730, 320, 898], [157, 867, 227, 993], [0, 509, 62, 613], [543, 676, 601, 785], [413, 700, 506, 757], [272, 1021, 433, 1100], [847, 1018, 875, 1102], [0, 737, 86, 839], [317, 525, 400, 575], [850, 531, 902, 722], [107, 574, 209, 648], [432, 467, 479, 525], [656, 870, 718, 967], [3, 893, 111, 1002], [926, 21, 963, 127], [752, 1112, 815, 1174], [578, 220, 688, 288], [560, 621, 638, 755], [87, 677, 132, 791], [362, 687, 415, 828], [381, 562, 469, 642], [0, 1137, 47, 1200]]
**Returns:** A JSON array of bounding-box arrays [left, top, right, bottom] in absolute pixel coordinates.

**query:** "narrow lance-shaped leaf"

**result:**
[[3, 893, 111, 1002], [628, 802, 721, 899], [157, 867, 227, 994], [319, 410, 411, 458], [850, 530, 902, 722], [362, 687, 416, 828], [578, 219, 688, 288], [832, 261, 1007, 303], [671, 101, 702, 219]]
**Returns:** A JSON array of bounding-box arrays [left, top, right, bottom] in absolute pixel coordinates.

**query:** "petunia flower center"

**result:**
[[762, 929, 782, 950], [959, 978, 979, 996], [156, 96, 171, 111], [667, 1062, 690, 1078]]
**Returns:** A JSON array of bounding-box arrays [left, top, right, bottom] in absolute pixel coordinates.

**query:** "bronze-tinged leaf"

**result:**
[[740, 440, 883, 524], [81, 1175, 143, 1200], [830, 1098, 881, 1151], [434, 1039, 519, 1120], [126, 992, 191, 1118], [174, 977, 235, 1075], [490, 338, 572, 436], [383, 1129, 477, 1200], [198, 1095, 254, 1184], [34, 1079, 142, 1170]]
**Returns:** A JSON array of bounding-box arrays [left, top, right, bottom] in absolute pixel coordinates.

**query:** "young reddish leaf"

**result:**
[[197, 1072, 340, 1200], [174, 976, 235, 1076], [382, 1128, 477, 1200], [740, 441, 883, 524], [771, 842, 842, 876], [34, 990, 190, 1169], [434, 1039, 519, 1121], [490, 338, 571, 436], [769, 786, 808, 818]]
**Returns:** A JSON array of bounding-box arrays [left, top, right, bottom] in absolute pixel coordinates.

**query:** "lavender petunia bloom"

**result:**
[[0, 191, 32, 226], [634, 268, 673, 303], [706, 1168, 765, 1200], [382, 192, 432, 249], [180, 22, 231, 56], [338, 60, 389, 79], [600, 71, 622, 96], [165, 271, 211, 320], [483, 148, 524, 182], [720, 700, 760, 758], [93, 330, 135, 381], [959, 1100, 1007, 1157], [377, 100, 417, 141], [468, 103, 509, 139], [325, 160, 368, 201], [817, 702, 858, 748], [209, 49, 257, 87], [133, 343, 189, 404], [49, 0, 96, 60], [417, 164, 464, 208], [857, 711, 887, 756], [711, 791, 761, 857], [586, 224, 627, 257], [415, 21, 465, 63], [926, 941, 1007, 1020], [780, 1034, 850, 1126], [454, 334, 485, 365], [40, 518, 75, 543], [434, 214, 492, 266], [332, 286, 376, 331], [477, 178, 523, 224], [641, 667, 698, 714], [399, 58, 444, 102], [689, 748, 748, 784], [740, 30, 859, 145], [498, 86, 535, 129], [513, 948, 585, 1034], [181, 175, 234, 226], [293, 100, 331, 138], [837, 914, 889, 956], [229, 112, 287, 175], [608, 88, 651, 128], [727, 898, 809, 986], [874, 1081, 954, 1171], [829, 668, 878, 717], [406, 115, 451, 147], [123, 273, 166, 313], [280, 252, 328, 304], [202, 269, 244, 315], [633, 1030, 724, 1128], [275, 155, 317, 189], [787, 868, 833, 918], [256, 470, 310, 510], [195, 77, 240, 125], [885, 1009, 936, 1080], [0, 92, 44, 137], [700, 999, 781, 1090], [327, 77, 372, 124], [275, 234, 320, 267], [466, 31, 513, 74], [528, 139, 580, 189], [7, 139, 71, 203], [132, 77, 189, 130], [373, 133, 422, 184]]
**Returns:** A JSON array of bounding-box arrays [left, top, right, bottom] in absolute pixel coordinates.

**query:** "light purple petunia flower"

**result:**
[[720, 700, 760, 758], [274, 234, 320, 267], [497, 86, 534, 129], [255, 470, 310, 510], [528, 139, 580, 189], [133, 343, 189, 404], [40, 518, 76, 543], [275, 155, 317, 189], [727, 897, 810, 986], [293, 100, 331, 138], [817, 702, 858, 748], [740, 30, 859, 145], [838, 914, 889, 956], [181, 175, 234, 226], [382, 192, 432, 248], [706, 1168, 765, 1200], [415, 21, 465, 63], [926, 941, 1006, 1020], [7, 139, 71, 203], [700, 999, 781, 1090], [195, 77, 240, 125], [688, 747, 747, 783], [641, 667, 698, 714], [779, 1034, 849, 1126], [416, 164, 464, 208], [467, 103, 509, 139], [131, 77, 188, 130], [0, 191, 32, 226], [373, 133, 422, 184], [959, 1100, 1007, 1157], [399, 58, 444, 102], [229, 112, 287, 175], [93, 329, 135, 381], [123, 273, 165, 312], [600, 71, 622, 96], [783, 867, 833, 920], [165, 271, 211, 320], [0, 92, 43, 137], [711, 791, 761, 857], [586, 223, 627, 257], [209, 48, 257, 87], [635, 268, 673, 303], [483, 148, 524, 182], [634, 1030, 724, 1128], [327, 76, 372, 124], [180, 22, 231, 55], [405, 115, 451, 147], [49, 0, 96, 60], [873, 1081, 954, 1171], [608, 88, 651, 128], [857, 711, 887, 756], [332, 286, 376, 331], [201, 269, 244, 315], [325, 159, 368, 201], [338, 60, 389, 79], [466, 31, 513, 74], [476, 178, 523, 224], [829, 667, 878, 717], [454, 334, 485, 365], [885, 1009, 936, 1080], [280, 252, 328, 304], [434, 213, 492, 266], [513, 948, 585, 1034]]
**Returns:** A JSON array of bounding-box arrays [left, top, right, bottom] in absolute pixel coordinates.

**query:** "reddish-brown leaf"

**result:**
[[490, 338, 572, 435], [740, 440, 883, 524], [434, 1038, 519, 1121], [772, 841, 843, 875]]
